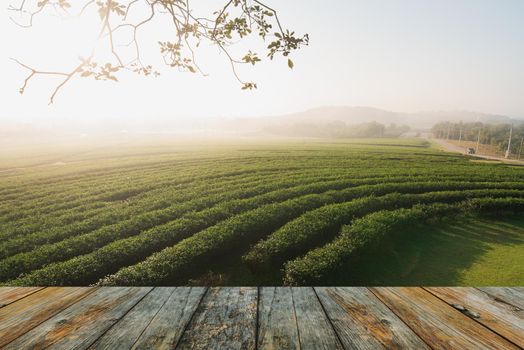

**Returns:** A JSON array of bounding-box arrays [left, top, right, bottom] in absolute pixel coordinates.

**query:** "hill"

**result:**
[[213, 107, 522, 136]]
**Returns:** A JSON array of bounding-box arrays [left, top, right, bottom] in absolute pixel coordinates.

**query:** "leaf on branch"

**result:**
[[241, 82, 257, 90], [96, 0, 125, 20], [242, 51, 261, 66], [58, 0, 71, 9], [37, 0, 50, 8]]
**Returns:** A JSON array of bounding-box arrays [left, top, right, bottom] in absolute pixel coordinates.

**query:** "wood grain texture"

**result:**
[[0, 287, 521, 349], [176, 287, 257, 350], [426, 287, 524, 348], [89, 287, 175, 350], [293, 288, 343, 350], [257, 287, 300, 349], [371, 287, 519, 350], [0, 287, 96, 348], [131, 287, 206, 350], [479, 287, 524, 310], [316, 287, 429, 349], [0, 287, 44, 308], [4, 287, 151, 350]]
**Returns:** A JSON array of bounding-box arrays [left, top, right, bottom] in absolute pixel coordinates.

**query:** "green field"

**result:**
[[335, 217, 524, 286], [1, 137, 523, 286]]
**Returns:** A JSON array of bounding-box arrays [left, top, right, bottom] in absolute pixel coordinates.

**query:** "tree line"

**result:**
[[432, 121, 524, 156], [264, 121, 410, 138]]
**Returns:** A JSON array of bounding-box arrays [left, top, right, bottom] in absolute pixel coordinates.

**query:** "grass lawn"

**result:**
[[337, 216, 524, 286]]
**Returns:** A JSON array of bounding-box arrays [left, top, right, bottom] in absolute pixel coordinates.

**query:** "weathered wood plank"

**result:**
[[426, 287, 524, 348], [0, 287, 44, 308], [371, 287, 519, 350], [0, 287, 96, 348], [176, 287, 257, 350], [257, 287, 300, 349], [316, 287, 429, 349], [131, 287, 206, 350], [293, 287, 343, 349], [4, 287, 151, 350], [89, 287, 175, 350], [478, 287, 524, 310], [0, 287, 519, 349]]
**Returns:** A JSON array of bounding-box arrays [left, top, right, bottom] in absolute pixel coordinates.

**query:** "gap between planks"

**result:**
[[1, 287, 522, 350]]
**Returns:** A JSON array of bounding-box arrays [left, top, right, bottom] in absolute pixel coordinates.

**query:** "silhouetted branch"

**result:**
[[9, 0, 309, 102]]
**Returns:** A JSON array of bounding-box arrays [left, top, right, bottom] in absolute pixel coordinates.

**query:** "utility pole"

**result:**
[[518, 137, 524, 160], [446, 123, 451, 140], [458, 127, 462, 144], [505, 124, 513, 159], [475, 128, 481, 154]]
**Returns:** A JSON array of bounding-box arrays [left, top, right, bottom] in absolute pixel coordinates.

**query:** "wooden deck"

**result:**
[[0, 287, 522, 349]]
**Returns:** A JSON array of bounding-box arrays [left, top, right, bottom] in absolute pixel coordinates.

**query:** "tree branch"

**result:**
[[8, 0, 308, 102]]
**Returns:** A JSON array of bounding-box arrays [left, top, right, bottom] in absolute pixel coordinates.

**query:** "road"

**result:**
[[431, 138, 524, 165]]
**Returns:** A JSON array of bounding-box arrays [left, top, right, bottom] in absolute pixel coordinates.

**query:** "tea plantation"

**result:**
[[1, 138, 523, 286]]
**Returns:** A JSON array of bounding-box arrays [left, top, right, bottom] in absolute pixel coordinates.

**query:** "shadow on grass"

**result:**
[[184, 216, 524, 286], [334, 216, 524, 286]]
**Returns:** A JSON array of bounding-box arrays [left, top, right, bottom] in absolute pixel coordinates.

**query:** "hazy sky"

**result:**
[[2, 0, 523, 125]]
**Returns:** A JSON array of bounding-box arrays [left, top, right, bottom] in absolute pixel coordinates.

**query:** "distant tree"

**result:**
[[9, 0, 309, 103], [384, 123, 410, 138], [262, 121, 395, 139], [352, 121, 385, 138]]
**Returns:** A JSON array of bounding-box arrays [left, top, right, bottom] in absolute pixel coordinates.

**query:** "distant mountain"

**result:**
[[212, 106, 522, 135]]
